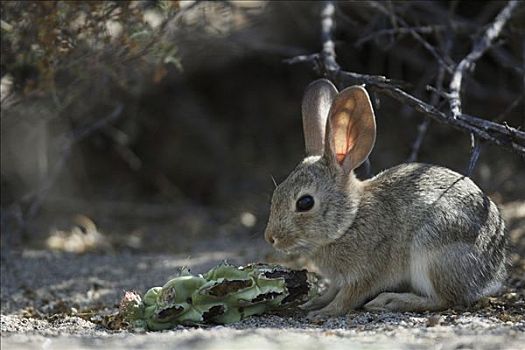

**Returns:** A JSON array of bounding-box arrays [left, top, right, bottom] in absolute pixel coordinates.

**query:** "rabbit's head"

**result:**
[[264, 79, 376, 255]]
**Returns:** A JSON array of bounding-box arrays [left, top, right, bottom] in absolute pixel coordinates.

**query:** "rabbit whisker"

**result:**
[[285, 238, 318, 255]]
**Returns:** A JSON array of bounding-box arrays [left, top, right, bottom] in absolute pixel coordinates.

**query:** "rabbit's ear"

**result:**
[[324, 86, 376, 173], [302, 79, 338, 156]]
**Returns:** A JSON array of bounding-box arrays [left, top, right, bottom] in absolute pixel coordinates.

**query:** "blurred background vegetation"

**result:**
[[1, 1, 524, 256]]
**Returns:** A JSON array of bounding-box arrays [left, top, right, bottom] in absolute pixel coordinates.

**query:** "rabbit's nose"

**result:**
[[265, 230, 276, 246]]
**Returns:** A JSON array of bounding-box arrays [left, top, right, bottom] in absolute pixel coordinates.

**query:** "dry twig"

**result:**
[[368, 1, 455, 73], [447, 0, 520, 174], [285, 1, 525, 165]]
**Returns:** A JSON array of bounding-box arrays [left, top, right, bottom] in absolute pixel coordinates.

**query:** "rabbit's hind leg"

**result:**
[[363, 292, 446, 312], [428, 242, 505, 307]]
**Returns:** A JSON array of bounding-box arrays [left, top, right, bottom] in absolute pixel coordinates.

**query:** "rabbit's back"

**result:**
[[357, 163, 507, 302], [363, 163, 504, 246]]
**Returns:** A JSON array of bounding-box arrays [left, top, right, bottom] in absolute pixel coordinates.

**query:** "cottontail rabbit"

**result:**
[[264, 79, 507, 319]]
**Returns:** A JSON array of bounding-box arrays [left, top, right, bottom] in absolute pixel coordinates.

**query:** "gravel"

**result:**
[[1, 204, 524, 350], [2, 245, 524, 350]]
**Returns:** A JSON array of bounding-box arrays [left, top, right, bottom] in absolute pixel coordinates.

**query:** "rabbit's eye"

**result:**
[[296, 195, 314, 212]]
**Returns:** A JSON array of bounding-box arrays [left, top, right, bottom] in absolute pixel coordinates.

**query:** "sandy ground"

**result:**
[[1, 202, 524, 349]]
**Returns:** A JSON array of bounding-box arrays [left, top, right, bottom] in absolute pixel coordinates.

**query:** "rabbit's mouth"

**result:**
[[280, 239, 316, 255]]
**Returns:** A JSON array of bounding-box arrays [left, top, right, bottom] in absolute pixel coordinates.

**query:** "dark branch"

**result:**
[[368, 1, 454, 73], [285, 0, 525, 158], [449, 0, 520, 119], [447, 0, 520, 173], [354, 24, 471, 48], [408, 66, 447, 162], [466, 136, 482, 177]]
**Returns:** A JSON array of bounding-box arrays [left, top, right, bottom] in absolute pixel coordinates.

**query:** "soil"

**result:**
[[1, 201, 524, 350]]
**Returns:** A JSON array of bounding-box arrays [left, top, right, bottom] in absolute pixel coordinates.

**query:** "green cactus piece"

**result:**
[[143, 287, 162, 306], [118, 262, 319, 330], [202, 262, 252, 281]]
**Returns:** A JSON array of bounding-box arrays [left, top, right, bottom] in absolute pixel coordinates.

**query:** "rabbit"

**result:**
[[263, 79, 507, 319]]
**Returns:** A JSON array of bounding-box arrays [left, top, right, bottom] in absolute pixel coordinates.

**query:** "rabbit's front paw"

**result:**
[[300, 285, 340, 311], [306, 309, 331, 321], [306, 304, 345, 321], [299, 299, 324, 311]]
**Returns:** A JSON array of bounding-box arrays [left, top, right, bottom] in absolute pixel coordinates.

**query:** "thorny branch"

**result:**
[[407, 19, 454, 163], [285, 1, 525, 170], [354, 24, 471, 48], [407, 66, 447, 163], [368, 1, 455, 73], [448, 0, 520, 119], [449, 0, 519, 174]]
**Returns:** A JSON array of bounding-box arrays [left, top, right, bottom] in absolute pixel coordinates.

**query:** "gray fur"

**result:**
[[264, 82, 507, 319]]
